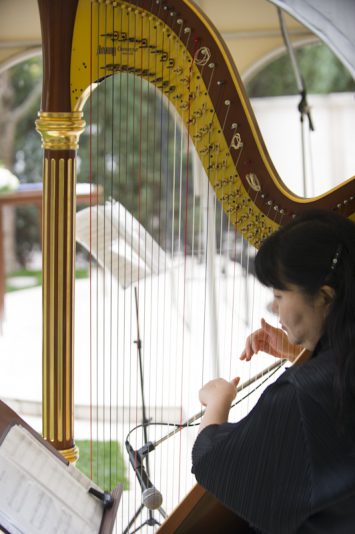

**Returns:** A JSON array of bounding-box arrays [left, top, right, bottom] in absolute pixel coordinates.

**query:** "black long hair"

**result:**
[[255, 209, 355, 404]]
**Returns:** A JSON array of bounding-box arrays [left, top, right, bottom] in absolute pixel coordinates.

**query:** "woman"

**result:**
[[192, 210, 355, 533]]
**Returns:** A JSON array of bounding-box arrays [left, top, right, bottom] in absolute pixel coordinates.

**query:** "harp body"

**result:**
[[156, 483, 251, 533], [36, 0, 355, 529]]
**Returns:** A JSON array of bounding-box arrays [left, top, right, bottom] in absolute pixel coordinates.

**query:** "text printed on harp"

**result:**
[[97, 45, 117, 56]]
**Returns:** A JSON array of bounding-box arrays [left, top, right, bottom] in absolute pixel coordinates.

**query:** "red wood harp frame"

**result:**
[[35, 0, 355, 530]]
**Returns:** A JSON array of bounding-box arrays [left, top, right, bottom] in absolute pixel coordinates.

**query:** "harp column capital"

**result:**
[[35, 111, 86, 151]]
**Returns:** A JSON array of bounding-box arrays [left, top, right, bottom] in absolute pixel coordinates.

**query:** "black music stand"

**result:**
[[0, 400, 122, 534]]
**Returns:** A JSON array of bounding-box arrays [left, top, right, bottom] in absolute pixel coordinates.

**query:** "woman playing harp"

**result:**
[[35, 0, 355, 530], [193, 209, 355, 533]]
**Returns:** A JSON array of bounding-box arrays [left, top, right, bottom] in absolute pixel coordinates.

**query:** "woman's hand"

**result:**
[[199, 377, 240, 407], [240, 318, 302, 362], [198, 377, 240, 434]]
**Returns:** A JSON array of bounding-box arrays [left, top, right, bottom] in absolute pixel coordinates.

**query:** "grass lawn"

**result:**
[[76, 439, 129, 492], [6, 268, 88, 292]]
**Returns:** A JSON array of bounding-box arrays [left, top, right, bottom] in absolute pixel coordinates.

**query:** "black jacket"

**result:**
[[192, 341, 355, 533]]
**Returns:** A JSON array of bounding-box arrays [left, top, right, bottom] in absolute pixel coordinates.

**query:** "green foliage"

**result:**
[[12, 57, 43, 184], [246, 43, 355, 97], [15, 206, 40, 267], [3, 57, 43, 266], [76, 439, 129, 492], [10, 58, 42, 107], [75, 267, 90, 279]]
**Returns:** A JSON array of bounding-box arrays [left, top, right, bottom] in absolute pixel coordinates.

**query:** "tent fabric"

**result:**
[[268, 0, 355, 79]]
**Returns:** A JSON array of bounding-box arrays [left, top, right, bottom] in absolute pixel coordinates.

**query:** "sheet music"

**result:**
[[0, 425, 103, 534], [76, 200, 168, 288]]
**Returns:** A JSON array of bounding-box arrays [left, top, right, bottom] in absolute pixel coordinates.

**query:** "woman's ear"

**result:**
[[319, 285, 336, 306]]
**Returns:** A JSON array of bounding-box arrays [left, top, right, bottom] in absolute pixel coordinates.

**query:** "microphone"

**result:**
[[125, 440, 163, 510]]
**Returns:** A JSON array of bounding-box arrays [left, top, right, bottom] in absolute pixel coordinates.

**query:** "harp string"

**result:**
[[104, 3, 110, 490], [161, 23, 176, 503], [107, 3, 114, 490], [93, 1, 99, 486], [89, 0, 93, 482], [153, 7, 165, 502]]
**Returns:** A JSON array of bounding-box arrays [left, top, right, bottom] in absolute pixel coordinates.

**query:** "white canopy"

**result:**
[[2, 0, 354, 79], [268, 0, 355, 78]]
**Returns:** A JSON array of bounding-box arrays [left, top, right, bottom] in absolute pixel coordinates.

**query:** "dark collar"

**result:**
[[311, 334, 330, 358]]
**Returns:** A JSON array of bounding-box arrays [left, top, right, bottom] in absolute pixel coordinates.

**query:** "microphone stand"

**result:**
[[123, 287, 166, 534], [278, 8, 315, 197]]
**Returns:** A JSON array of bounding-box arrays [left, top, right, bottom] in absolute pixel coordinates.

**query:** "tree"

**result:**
[[246, 42, 355, 97], [0, 56, 42, 269], [0, 59, 42, 169]]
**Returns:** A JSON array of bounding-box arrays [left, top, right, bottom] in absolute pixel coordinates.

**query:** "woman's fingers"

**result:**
[[240, 336, 252, 360], [240, 350, 247, 360], [231, 376, 240, 387], [240, 330, 263, 360], [243, 335, 258, 360], [199, 377, 239, 406], [241, 319, 285, 361], [261, 318, 278, 335]]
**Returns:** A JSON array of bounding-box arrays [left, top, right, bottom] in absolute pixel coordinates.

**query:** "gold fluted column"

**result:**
[[36, 112, 85, 463]]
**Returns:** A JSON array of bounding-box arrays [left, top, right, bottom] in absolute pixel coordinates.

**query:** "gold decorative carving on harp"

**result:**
[[36, 0, 355, 530]]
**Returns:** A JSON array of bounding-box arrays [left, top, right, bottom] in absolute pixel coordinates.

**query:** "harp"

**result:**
[[35, 0, 355, 531]]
